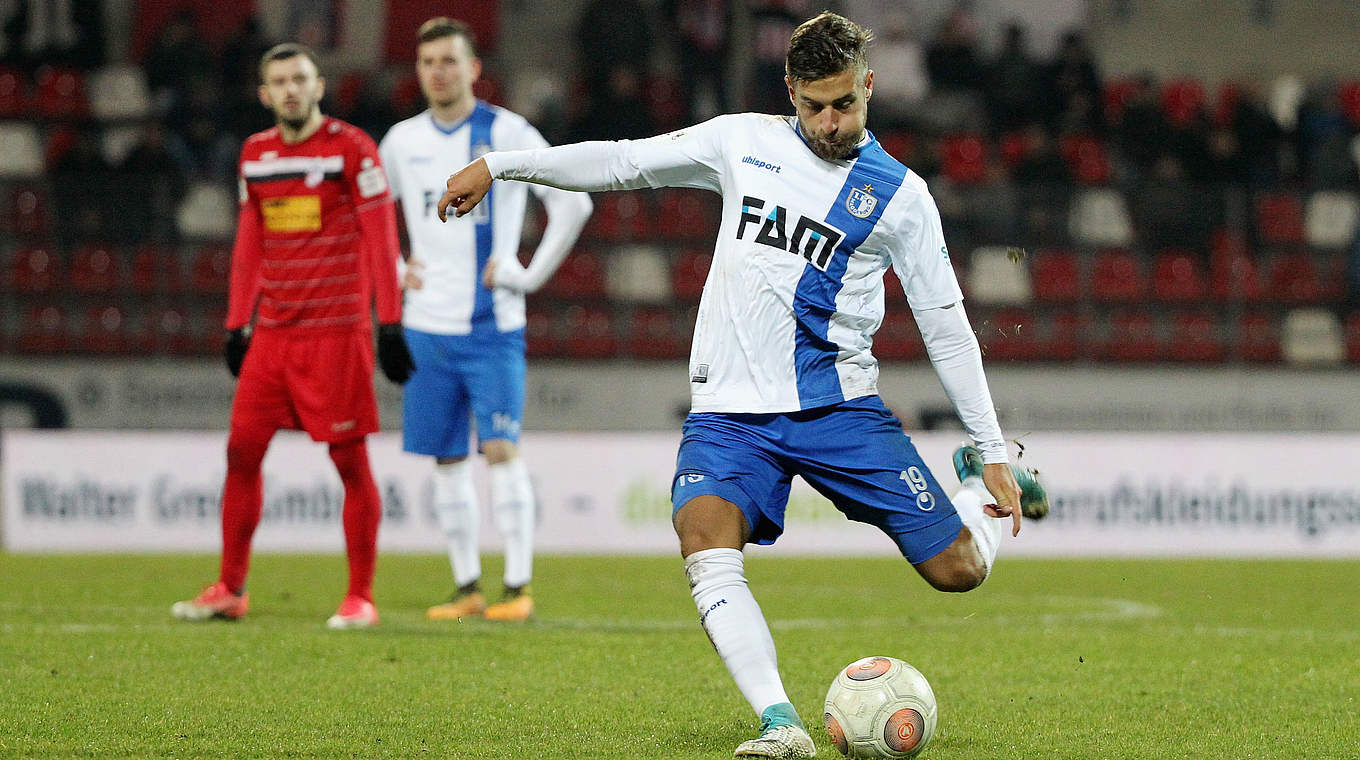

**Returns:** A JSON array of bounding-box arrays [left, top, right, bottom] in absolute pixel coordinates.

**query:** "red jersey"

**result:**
[[227, 117, 402, 332]]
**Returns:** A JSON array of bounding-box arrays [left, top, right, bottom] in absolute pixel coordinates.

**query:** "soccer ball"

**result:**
[[823, 656, 938, 759]]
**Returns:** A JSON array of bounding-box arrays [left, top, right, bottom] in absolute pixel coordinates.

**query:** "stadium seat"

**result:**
[[873, 311, 925, 360], [656, 189, 717, 240], [1237, 312, 1281, 363], [1098, 311, 1161, 362], [134, 306, 193, 354], [605, 243, 670, 303], [16, 304, 70, 353], [1102, 77, 1140, 123], [1161, 78, 1207, 127], [1281, 308, 1344, 365], [472, 74, 502, 106], [584, 191, 650, 241], [1150, 248, 1207, 302], [8, 184, 49, 235], [333, 71, 367, 116], [976, 307, 1039, 361], [1263, 251, 1322, 303], [69, 244, 121, 294], [390, 73, 423, 116], [625, 307, 690, 359], [82, 304, 130, 353], [1068, 187, 1133, 247], [878, 131, 915, 163], [997, 130, 1035, 169], [671, 248, 712, 302], [129, 244, 184, 294], [10, 246, 60, 293], [0, 66, 30, 117], [940, 133, 989, 184], [966, 245, 1032, 305], [524, 307, 557, 358], [1213, 81, 1241, 126], [1042, 310, 1086, 361], [1166, 311, 1224, 363], [1209, 245, 1262, 302], [0, 122, 45, 178], [541, 249, 606, 300], [560, 306, 617, 359], [1057, 133, 1111, 185], [643, 75, 685, 131], [1346, 312, 1360, 364], [1303, 191, 1359, 249], [1339, 80, 1360, 128], [193, 306, 229, 355], [42, 124, 78, 168], [176, 183, 236, 239], [1090, 248, 1147, 302], [1254, 193, 1305, 245], [1029, 248, 1082, 302], [190, 244, 232, 294], [88, 65, 151, 121], [33, 65, 88, 119]]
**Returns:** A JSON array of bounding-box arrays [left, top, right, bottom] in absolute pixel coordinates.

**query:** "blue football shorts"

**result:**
[[401, 326, 525, 459], [670, 395, 962, 563]]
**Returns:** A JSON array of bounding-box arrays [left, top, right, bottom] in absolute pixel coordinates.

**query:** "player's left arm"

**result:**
[[486, 124, 594, 292], [349, 132, 414, 383], [891, 191, 1023, 534]]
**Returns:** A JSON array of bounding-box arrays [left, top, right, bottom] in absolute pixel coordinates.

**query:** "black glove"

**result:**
[[377, 323, 415, 384], [224, 328, 250, 377]]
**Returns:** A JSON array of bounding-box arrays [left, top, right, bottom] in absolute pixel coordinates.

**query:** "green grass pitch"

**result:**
[[1, 553, 1356, 759]]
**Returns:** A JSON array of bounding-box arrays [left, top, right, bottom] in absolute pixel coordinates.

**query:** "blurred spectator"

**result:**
[[1296, 84, 1358, 189], [165, 73, 238, 180], [986, 23, 1043, 132], [1044, 30, 1103, 134], [666, 0, 731, 123], [1132, 155, 1220, 256], [51, 126, 115, 243], [920, 7, 987, 132], [118, 122, 186, 242], [1115, 74, 1170, 179], [575, 0, 653, 104], [144, 10, 214, 115], [0, 0, 104, 69], [221, 16, 272, 90], [864, 16, 929, 132], [1012, 124, 1071, 185], [747, 0, 808, 115], [1346, 219, 1360, 314], [572, 65, 655, 141], [1230, 82, 1284, 187]]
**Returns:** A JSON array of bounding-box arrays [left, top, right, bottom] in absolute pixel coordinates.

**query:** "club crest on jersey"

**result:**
[[846, 184, 877, 218]]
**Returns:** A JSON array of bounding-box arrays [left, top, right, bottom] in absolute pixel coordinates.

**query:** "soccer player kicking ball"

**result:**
[[440, 12, 1047, 757], [173, 44, 414, 630], [379, 18, 591, 623]]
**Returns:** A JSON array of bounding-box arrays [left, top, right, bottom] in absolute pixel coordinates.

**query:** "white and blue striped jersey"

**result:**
[[486, 114, 963, 414], [380, 102, 590, 335]]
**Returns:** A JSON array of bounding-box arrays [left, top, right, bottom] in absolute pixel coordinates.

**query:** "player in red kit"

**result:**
[[172, 43, 414, 630]]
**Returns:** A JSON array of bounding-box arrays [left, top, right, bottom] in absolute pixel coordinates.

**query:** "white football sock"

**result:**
[[432, 460, 480, 588], [952, 476, 1004, 577], [490, 458, 535, 589], [684, 548, 790, 716]]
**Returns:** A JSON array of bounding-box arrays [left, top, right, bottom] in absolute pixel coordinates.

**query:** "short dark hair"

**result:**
[[417, 16, 477, 56], [258, 42, 321, 83], [785, 12, 874, 84]]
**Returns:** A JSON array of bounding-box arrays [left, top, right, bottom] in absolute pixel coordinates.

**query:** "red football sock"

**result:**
[[218, 431, 271, 594], [329, 437, 381, 603]]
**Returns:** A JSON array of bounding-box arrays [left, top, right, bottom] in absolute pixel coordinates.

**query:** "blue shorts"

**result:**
[[401, 326, 525, 458], [671, 396, 962, 563]]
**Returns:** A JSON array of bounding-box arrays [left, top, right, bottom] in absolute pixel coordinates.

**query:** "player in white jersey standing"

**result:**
[[380, 17, 592, 622], [438, 12, 1047, 757]]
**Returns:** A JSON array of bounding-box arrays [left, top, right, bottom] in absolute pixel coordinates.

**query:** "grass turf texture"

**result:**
[[0, 554, 1356, 759]]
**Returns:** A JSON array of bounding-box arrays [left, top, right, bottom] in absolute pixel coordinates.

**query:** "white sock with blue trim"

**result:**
[[952, 476, 1003, 576], [433, 460, 480, 588], [490, 458, 535, 589], [684, 548, 792, 718]]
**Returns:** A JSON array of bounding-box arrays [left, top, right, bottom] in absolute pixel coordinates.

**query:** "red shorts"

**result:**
[[230, 327, 378, 442]]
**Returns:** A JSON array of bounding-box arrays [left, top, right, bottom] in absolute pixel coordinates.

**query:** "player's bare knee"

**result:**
[[924, 560, 986, 593], [481, 440, 517, 465], [673, 496, 747, 555]]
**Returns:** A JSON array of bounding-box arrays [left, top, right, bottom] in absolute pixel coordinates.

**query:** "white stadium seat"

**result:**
[[0, 121, 45, 178], [88, 65, 152, 121], [1303, 191, 1359, 249], [606, 243, 671, 304], [1068, 187, 1133, 247], [967, 245, 1033, 305], [1282, 308, 1343, 366], [175, 182, 236, 239]]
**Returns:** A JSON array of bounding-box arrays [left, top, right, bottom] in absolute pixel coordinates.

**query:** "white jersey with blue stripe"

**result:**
[[380, 102, 552, 335], [486, 113, 962, 414]]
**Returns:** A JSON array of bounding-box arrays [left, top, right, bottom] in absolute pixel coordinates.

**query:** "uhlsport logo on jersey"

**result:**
[[846, 184, 877, 218]]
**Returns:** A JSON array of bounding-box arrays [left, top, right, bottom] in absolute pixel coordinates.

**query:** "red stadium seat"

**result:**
[[1167, 311, 1224, 363], [69, 244, 121, 294], [1237, 312, 1281, 363], [940, 133, 988, 184], [82, 304, 130, 353], [1029, 248, 1082, 302], [133, 306, 193, 354], [193, 306, 229, 355], [1150, 248, 1207, 302], [1213, 82, 1241, 127], [873, 312, 925, 361], [1090, 248, 1147, 302], [997, 130, 1035, 169], [878, 131, 915, 163], [34, 65, 88, 119], [1346, 312, 1360, 364], [1254, 193, 1305, 245], [43, 125, 78, 169], [1042, 310, 1086, 361], [190, 244, 232, 294], [1209, 246, 1262, 302], [390, 73, 423, 116], [524, 308, 558, 358], [9, 184, 49, 236], [16, 304, 70, 353], [977, 308, 1040, 361], [0, 66, 30, 117], [583, 191, 651, 241], [1057, 133, 1111, 185], [626, 307, 690, 360], [1161, 78, 1206, 127], [560, 306, 617, 359], [1102, 77, 1140, 123], [1263, 251, 1322, 304], [1099, 311, 1161, 362], [129, 244, 184, 294], [543, 250, 607, 300], [1339, 80, 1360, 129], [333, 71, 367, 116], [10, 246, 61, 293], [472, 74, 502, 106], [644, 75, 685, 132], [656, 189, 717, 240], [671, 248, 712, 302]]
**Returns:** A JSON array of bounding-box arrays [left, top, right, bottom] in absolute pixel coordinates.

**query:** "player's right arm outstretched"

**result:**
[[438, 116, 731, 222]]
